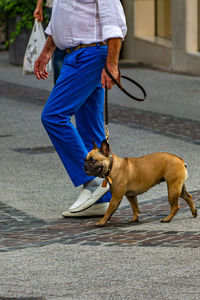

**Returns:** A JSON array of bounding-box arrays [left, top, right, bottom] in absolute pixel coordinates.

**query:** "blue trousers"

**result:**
[[41, 45, 111, 203]]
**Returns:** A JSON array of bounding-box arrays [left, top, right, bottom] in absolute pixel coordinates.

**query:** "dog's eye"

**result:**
[[90, 157, 97, 164]]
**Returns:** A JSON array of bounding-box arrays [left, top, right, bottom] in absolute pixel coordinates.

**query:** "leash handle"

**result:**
[[104, 64, 147, 142], [104, 64, 147, 101]]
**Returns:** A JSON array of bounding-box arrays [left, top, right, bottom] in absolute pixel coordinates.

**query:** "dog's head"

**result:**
[[84, 140, 111, 177]]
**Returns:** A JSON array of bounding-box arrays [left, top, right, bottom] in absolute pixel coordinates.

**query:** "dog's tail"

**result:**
[[184, 162, 188, 181]]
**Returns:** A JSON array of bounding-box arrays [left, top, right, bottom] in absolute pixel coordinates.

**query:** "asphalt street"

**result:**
[[0, 50, 200, 300]]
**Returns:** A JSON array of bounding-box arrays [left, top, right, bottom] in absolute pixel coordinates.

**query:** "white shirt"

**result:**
[[45, 0, 127, 49]]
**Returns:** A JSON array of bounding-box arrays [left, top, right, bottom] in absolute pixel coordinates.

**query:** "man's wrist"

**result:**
[[40, 36, 56, 62], [106, 62, 118, 67], [36, 0, 43, 9], [45, 36, 56, 52], [106, 38, 122, 68]]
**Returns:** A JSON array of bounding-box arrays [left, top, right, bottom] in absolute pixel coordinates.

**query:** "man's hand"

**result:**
[[34, 7, 43, 22], [34, 36, 56, 80], [101, 38, 122, 89], [101, 63, 120, 89], [34, 0, 43, 22], [34, 53, 50, 80]]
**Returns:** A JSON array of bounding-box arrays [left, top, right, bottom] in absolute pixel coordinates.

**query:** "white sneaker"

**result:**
[[62, 202, 109, 217], [68, 178, 110, 213]]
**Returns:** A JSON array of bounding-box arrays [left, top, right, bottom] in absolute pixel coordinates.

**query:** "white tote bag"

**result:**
[[23, 19, 52, 75]]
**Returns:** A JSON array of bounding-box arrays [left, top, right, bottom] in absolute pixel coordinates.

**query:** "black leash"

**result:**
[[104, 64, 147, 102], [104, 64, 147, 141]]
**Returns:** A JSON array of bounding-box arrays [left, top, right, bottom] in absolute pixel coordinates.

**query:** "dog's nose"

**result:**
[[84, 164, 91, 175], [84, 161, 89, 171]]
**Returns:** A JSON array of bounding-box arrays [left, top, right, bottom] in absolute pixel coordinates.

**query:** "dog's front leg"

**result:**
[[96, 195, 123, 227]]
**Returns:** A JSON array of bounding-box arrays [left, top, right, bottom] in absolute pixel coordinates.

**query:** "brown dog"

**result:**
[[84, 140, 197, 226]]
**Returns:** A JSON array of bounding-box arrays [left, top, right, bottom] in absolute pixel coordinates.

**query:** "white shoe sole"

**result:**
[[69, 181, 110, 213], [62, 202, 109, 217]]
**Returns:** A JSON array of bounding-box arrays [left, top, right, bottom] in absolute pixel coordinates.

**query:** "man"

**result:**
[[34, 0, 127, 217], [34, 0, 66, 83]]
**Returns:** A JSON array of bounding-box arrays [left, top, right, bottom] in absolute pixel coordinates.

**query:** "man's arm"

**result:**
[[34, 36, 56, 80], [34, 0, 43, 22], [101, 38, 122, 89], [97, 0, 127, 89]]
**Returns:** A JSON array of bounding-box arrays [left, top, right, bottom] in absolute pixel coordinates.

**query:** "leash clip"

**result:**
[[105, 125, 110, 142]]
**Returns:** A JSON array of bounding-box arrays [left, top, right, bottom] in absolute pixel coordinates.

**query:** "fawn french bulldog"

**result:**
[[84, 140, 197, 226]]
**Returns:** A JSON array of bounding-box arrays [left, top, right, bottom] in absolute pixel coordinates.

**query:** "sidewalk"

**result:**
[[0, 50, 200, 300], [1, 50, 200, 121]]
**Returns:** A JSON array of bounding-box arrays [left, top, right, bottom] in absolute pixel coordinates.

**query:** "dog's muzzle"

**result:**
[[84, 160, 103, 177]]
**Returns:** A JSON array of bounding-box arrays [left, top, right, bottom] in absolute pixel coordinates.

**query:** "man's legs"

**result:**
[[75, 84, 111, 204], [41, 46, 110, 214], [75, 85, 105, 152]]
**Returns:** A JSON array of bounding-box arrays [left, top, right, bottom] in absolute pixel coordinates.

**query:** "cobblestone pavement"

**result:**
[[110, 104, 200, 145], [0, 191, 199, 252], [0, 297, 44, 300]]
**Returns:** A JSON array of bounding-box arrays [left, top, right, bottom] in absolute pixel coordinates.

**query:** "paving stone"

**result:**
[[0, 297, 45, 300], [0, 191, 199, 252]]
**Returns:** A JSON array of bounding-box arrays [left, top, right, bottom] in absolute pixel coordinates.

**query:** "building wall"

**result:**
[[122, 0, 200, 75]]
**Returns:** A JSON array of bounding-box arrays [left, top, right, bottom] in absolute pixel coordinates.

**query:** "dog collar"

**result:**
[[105, 153, 113, 178]]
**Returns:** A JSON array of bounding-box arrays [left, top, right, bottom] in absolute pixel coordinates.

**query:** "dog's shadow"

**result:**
[[95, 207, 198, 228]]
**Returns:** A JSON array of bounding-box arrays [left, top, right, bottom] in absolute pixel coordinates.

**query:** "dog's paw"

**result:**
[[128, 217, 139, 223], [95, 219, 107, 227], [160, 217, 171, 223], [193, 209, 198, 218]]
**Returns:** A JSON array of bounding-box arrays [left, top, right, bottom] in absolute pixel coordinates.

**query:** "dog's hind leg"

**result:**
[[180, 184, 197, 217], [161, 182, 181, 223], [126, 195, 140, 223]]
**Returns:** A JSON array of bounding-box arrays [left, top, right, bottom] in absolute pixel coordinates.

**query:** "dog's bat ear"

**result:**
[[100, 139, 110, 157], [92, 139, 98, 150]]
